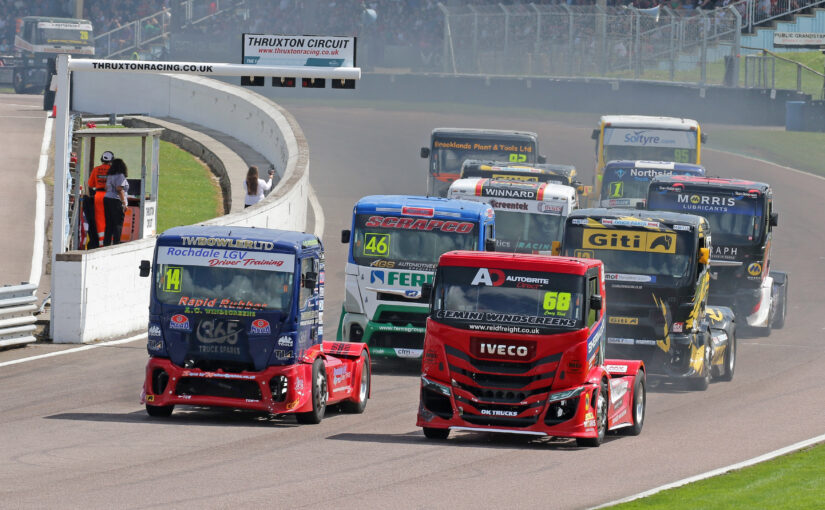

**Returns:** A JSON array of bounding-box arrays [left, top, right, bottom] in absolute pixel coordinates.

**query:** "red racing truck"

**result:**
[[417, 251, 645, 446]]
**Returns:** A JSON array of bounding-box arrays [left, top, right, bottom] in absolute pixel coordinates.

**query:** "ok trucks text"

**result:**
[[139, 226, 370, 423], [417, 251, 645, 446], [338, 195, 495, 359]]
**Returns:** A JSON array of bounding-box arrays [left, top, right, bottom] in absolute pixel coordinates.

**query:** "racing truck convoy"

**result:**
[[338, 195, 495, 359], [591, 116, 706, 201], [647, 176, 787, 333], [140, 226, 370, 423], [13, 16, 95, 94], [416, 251, 645, 446], [598, 160, 705, 209], [561, 209, 736, 390], [448, 177, 576, 254], [421, 128, 545, 197]]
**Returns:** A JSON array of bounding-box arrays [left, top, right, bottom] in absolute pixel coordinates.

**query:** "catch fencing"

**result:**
[[438, 3, 742, 86]]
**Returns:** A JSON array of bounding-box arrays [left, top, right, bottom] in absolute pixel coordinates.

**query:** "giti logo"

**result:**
[[609, 316, 639, 325], [581, 229, 676, 254]]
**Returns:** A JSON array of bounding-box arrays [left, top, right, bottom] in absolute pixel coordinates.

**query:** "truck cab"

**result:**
[[140, 226, 370, 423], [417, 251, 646, 446], [599, 160, 705, 209], [561, 209, 736, 390], [448, 177, 576, 253], [647, 176, 787, 333], [13, 16, 95, 93], [338, 195, 495, 359], [421, 128, 545, 197]]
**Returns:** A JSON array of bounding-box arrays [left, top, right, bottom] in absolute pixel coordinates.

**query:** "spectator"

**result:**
[[103, 158, 129, 246], [243, 165, 273, 208]]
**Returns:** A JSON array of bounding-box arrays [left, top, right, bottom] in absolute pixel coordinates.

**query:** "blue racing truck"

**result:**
[[140, 226, 370, 423], [598, 160, 705, 209], [338, 195, 495, 359]]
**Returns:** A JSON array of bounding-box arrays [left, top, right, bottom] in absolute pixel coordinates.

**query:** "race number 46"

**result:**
[[363, 233, 390, 257]]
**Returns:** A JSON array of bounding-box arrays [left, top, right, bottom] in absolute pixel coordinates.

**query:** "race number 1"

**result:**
[[363, 233, 390, 257], [164, 266, 182, 292]]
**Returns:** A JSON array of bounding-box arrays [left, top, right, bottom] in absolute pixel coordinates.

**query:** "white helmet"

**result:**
[[101, 151, 114, 163]]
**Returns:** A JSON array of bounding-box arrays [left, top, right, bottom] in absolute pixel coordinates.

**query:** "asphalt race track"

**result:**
[[1, 100, 824, 509]]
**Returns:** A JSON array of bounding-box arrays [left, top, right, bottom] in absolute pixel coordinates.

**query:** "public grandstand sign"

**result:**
[[773, 32, 825, 47], [241, 34, 357, 89]]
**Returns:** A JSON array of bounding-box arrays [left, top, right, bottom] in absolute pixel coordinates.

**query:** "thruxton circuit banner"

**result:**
[[242, 34, 356, 68]]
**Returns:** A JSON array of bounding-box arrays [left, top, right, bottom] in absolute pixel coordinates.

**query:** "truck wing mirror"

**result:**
[[551, 241, 561, 256], [420, 147, 430, 158], [485, 238, 496, 252], [589, 294, 602, 311], [139, 260, 151, 277], [591, 129, 600, 140], [421, 282, 432, 301], [537, 154, 547, 164], [303, 271, 318, 289], [341, 229, 351, 244], [770, 212, 779, 227], [701, 133, 708, 144], [698, 247, 710, 265]]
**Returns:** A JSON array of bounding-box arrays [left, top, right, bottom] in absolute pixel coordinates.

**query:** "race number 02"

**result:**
[[509, 153, 527, 163], [363, 233, 390, 257]]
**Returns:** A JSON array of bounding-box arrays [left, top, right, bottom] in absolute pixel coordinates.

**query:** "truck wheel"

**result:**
[[423, 427, 450, 440], [145, 404, 174, 417], [772, 281, 787, 329], [13, 70, 25, 94], [577, 381, 607, 447], [620, 371, 645, 436], [687, 343, 711, 391], [341, 351, 370, 413], [718, 327, 736, 382], [296, 358, 327, 424]]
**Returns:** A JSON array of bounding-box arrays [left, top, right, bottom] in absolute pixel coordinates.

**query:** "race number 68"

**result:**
[[543, 291, 571, 312]]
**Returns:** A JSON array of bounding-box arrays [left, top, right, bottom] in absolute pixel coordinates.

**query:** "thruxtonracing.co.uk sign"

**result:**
[[773, 32, 825, 46], [243, 34, 356, 68]]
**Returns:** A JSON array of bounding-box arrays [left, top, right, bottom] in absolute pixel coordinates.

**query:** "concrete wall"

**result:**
[[52, 73, 309, 343]]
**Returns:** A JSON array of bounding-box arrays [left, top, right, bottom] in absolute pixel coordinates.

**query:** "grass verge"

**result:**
[[708, 126, 825, 178], [86, 131, 222, 232], [609, 442, 825, 509]]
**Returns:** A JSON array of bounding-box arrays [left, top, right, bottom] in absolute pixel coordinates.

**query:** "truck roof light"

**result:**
[[402, 206, 434, 217], [748, 189, 761, 195]]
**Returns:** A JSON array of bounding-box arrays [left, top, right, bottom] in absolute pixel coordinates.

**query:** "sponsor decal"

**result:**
[[613, 408, 628, 421], [471, 338, 536, 360], [470, 268, 550, 287], [604, 128, 695, 148], [169, 314, 190, 331], [370, 270, 433, 287], [363, 216, 475, 233], [601, 218, 660, 228], [433, 140, 534, 153], [636, 339, 658, 346], [395, 348, 423, 358], [713, 246, 738, 258], [481, 409, 518, 417], [629, 168, 673, 178], [747, 262, 762, 277], [148, 324, 162, 337], [672, 224, 692, 231], [587, 321, 604, 359], [582, 229, 676, 254], [609, 316, 639, 325], [610, 379, 629, 404], [672, 322, 684, 333], [583, 420, 596, 428], [278, 336, 293, 347], [607, 199, 632, 207], [606, 273, 656, 283], [196, 320, 241, 355], [571, 218, 589, 225], [607, 337, 635, 345], [158, 246, 294, 272], [574, 249, 595, 259], [178, 296, 268, 310], [537, 203, 564, 214], [481, 182, 541, 200], [489, 199, 528, 211], [333, 366, 351, 385], [605, 364, 628, 373], [250, 319, 271, 335], [243, 34, 355, 68]]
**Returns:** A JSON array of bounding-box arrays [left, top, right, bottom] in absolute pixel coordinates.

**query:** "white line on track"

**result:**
[[0, 333, 146, 369], [591, 433, 825, 509], [29, 116, 52, 287], [308, 184, 325, 239], [0, 115, 47, 119], [0, 103, 42, 109]]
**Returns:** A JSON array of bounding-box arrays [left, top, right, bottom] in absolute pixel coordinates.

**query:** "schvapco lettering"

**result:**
[[364, 216, 474, 233]]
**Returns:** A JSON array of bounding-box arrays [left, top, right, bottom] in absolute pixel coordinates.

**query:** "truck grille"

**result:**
[[176, 377, 262, 401], [369, 331, 423, 350], [375, 310, 427, 328]]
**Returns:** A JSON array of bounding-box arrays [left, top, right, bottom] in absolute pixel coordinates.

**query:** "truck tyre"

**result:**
[[341, 351, 370, 413], [620, 371, 645, 436], [423, 427, 450, 440], [577, 380, 607, 447], [145, 404, 174, 417], [718, 326, 736, 382], [687, 341, 711, 391], [772, 280, 787, 329], [296, 358, 327, 424], [13, 69, 25, 94]]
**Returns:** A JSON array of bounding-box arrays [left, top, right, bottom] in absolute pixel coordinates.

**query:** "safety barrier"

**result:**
[[51, 73, 309, 343], [0, 284, 38, 348]]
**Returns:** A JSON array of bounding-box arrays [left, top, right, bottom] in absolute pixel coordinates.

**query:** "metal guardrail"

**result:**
[[0, 284, 38, 348]]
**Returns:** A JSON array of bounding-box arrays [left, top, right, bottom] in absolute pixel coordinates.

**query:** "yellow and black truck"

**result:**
[[561, 208, 735, 390]]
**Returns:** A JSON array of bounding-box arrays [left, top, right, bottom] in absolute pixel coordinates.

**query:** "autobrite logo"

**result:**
[[250, 319, 271, 334], [169, 314, 190, 331]]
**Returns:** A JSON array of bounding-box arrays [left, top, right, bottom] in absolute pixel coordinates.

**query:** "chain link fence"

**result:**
[[438, 3, 742, 86]]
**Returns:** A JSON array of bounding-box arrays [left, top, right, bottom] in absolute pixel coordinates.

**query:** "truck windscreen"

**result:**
[[154, 247, 295, 311], [647, 190, 764, 244], [431, 267, 584, 332], [38, 28, 93, 46], [603, 129, 697, 164], [496, 209, 564, 253], [432, 138, 536, 174], [352, 214, 478, 270], [564, 226, 695, 280], [601, 167, 695, 201]]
